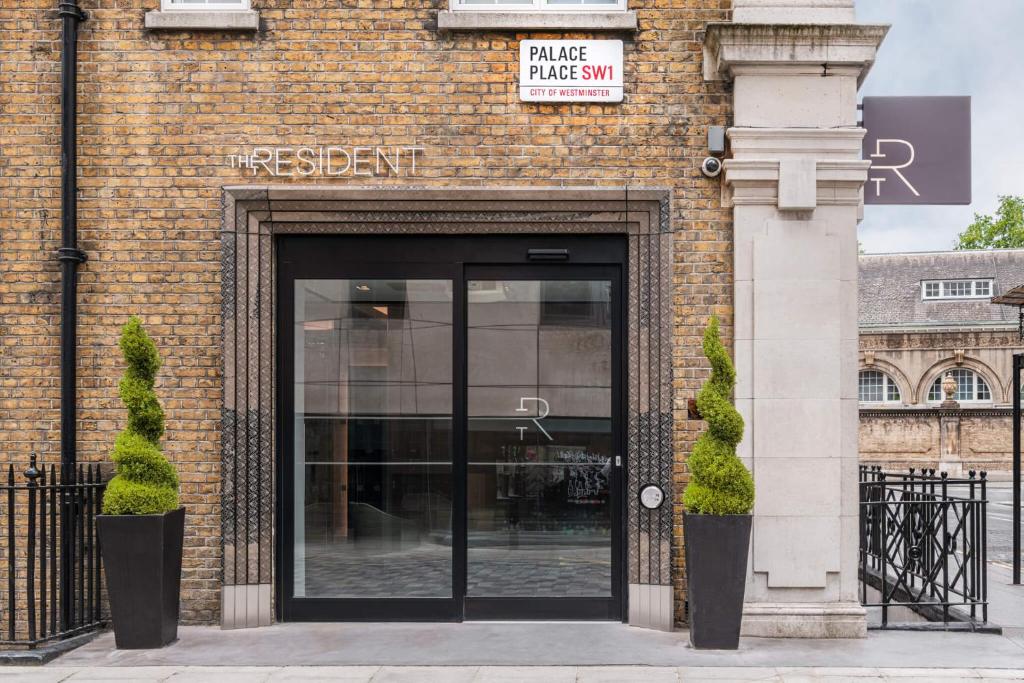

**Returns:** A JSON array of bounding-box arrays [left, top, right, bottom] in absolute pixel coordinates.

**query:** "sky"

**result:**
[[855, 0, 1024, 254]]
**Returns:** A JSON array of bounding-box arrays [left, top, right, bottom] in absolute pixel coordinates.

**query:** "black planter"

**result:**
[[683, 512, 752, 649], [97, 507, 185, 649]]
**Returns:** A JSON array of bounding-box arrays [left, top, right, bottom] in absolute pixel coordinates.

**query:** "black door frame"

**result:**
[[276, 235, 627, 622]]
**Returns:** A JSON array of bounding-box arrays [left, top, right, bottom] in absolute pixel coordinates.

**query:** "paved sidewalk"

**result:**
[[10, 573, 1020, 681], [2, 666, 1024, 682], [52, 622, 1024, 670]]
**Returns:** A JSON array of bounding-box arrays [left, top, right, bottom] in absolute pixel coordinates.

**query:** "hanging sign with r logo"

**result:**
[[861, 96, 971, 205]]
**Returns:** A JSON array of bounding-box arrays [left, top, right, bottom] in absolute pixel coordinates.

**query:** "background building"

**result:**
[[859, 249, 1024, 474]]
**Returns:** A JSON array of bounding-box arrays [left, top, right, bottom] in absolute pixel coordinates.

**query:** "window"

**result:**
[[451, 0, 626, 12], [927, 368, 992, 403], [921, 279, 994, 300], [161, 0, 249, 10], [858, 370, 901, 404]]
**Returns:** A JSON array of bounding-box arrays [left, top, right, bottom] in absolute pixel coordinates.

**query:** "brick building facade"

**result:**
[[2, 0, 733, 627], [2, 0, 886, 638]]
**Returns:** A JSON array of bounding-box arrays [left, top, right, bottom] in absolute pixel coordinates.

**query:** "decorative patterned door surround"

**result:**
[[220, 187, 675, 630]]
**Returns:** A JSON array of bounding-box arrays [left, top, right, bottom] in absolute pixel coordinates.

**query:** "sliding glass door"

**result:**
[[278, 237, 623, 622]]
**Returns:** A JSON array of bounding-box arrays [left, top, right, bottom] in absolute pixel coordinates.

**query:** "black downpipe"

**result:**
[[57, 0, 87, 632]]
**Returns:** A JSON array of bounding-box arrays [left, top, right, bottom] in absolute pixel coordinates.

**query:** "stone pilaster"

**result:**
[[704, 12, 887, 638]]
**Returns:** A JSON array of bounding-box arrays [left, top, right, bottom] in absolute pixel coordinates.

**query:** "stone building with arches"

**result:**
[[859, 249, 1024, 474]]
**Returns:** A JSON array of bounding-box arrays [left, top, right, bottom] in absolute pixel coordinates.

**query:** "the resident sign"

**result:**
[[862, 96, 971, 205], [228, 145, 425, 177], [519, 40, 623, 103]]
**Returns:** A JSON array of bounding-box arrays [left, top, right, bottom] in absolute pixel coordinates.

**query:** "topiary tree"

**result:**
[[102, 317, 180, 515], [682, 316, 755, 515]]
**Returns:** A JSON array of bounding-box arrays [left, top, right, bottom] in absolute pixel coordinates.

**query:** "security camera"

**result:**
[[701, 156, 723, 178]]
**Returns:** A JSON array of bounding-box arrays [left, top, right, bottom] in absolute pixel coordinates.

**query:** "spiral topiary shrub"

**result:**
[[682, 316, 755, 515], [102, 317, 180, 515]]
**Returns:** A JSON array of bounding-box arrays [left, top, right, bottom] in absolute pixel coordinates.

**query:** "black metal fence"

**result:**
[[859, 466, 988, 628], [0, 455, 105, 648]]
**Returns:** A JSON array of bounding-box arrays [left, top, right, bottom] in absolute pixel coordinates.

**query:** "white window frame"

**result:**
[[858, 370, 902, 405], [449, 0, 627, 13], [161, 0, 250, 10], [927, 369, 993, 404], [920, 279, 994, 301]]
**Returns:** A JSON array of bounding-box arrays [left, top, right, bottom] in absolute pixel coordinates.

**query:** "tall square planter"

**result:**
[[683, 512, 752, 649], [97, 506, 185, 649]]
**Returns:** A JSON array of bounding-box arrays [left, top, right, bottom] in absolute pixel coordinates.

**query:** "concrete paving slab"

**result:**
[[577, 665, 680, 682], [165, 666, 279, 682], [266, 666, 380, 682], [471, 666, 576, 682], [370, 666, 479, 682], [985, 565, 1024, 630], [51, 623, 1024, 670], [678, 667, 779, 680], [0, 669, 80, 683], [64, 666, 180, 680], [806, 668, 883, 677], [877, 668, 981, 677], [977, 671, 1024, 680]]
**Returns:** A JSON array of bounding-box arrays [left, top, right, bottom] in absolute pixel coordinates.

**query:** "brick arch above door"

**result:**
[[220, 186, 674, 630]]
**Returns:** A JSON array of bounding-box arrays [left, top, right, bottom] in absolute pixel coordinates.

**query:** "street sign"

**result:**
[[862, 96, 971, 205], [519, 40, 623, 103]]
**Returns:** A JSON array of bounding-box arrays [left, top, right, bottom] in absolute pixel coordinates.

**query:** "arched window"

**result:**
[[858, 370, 901, 404], [927, 368, 992, 403]]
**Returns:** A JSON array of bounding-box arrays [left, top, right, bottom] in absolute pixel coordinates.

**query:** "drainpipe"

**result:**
[[57, 0, 87, 632]]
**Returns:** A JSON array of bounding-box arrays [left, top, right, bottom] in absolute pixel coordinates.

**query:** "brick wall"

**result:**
[[0, 0, 733, 624], [860, 410, 1014, 474]]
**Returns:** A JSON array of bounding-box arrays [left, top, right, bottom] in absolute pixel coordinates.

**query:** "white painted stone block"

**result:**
[[839, 340, 859, 401], [734, 339, 753, 400], [838, 515, 861, 600], [778, 158, 818, 210], [839, 454, 860, 517], [732, 0, 856, 24], [735, 398, 754, 465], [752, 338, 840, 399], [752, 398, 840, 459], [734, 280, 754, 341], [839, 279, 859, 341], [839, 397, 859, 463], [753, 279, 841, 341], [735, 76, 853, 129], [753, 516, 841, 588], [753, 457, 841, 517], [753, 225, 839, 282]]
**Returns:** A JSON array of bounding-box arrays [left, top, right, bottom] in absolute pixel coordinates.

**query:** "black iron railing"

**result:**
[[0, 455, 105, 648], [859, 466, 987, 628]]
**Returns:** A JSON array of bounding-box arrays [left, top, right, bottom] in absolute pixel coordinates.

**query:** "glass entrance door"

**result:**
[[464, 271, 621, 620], [278, 237, 623, 622]]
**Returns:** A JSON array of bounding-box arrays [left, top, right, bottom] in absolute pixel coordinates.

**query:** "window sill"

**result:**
[[437, 10, 637, 32], [144, 9, 259, 31]]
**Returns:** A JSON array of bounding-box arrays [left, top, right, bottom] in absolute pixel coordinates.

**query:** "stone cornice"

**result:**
[[704, 23, 889, 84], [728, 127, 865, 159], [860, 407, 1014, 418], [859, 323, 1020, 335], [722, 128, 870, 207]]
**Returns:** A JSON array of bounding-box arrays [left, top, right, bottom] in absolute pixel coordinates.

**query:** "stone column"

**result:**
[[704, 3, 887, 638]]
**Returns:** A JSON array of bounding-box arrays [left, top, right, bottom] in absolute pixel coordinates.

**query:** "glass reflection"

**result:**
[[294, 279, 453, 598], [467, 280, 613, 598]]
